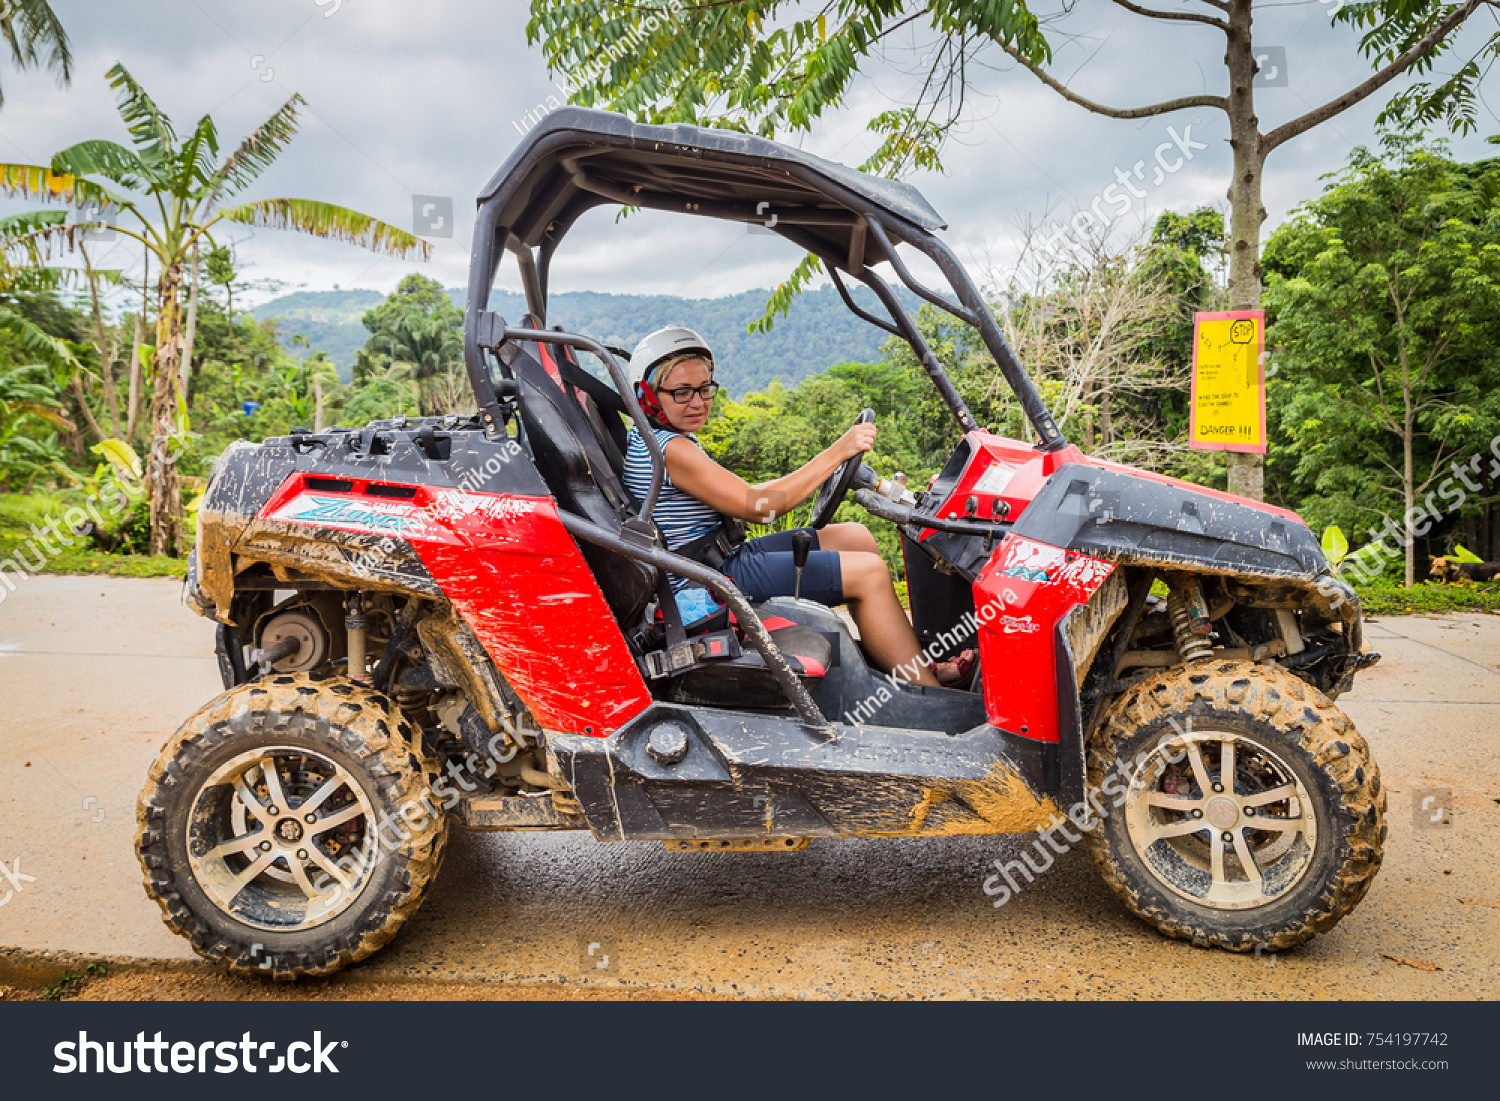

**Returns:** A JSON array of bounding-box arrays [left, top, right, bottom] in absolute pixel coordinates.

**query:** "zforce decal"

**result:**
[[273, 495, 430, 538]]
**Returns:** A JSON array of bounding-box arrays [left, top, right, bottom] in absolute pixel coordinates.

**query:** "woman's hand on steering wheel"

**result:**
[[811, 408, 877, 528], [836, 420, 877, 462]]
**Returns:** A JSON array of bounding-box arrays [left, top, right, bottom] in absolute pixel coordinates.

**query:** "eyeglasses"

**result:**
[[661, 381, 721, 404]]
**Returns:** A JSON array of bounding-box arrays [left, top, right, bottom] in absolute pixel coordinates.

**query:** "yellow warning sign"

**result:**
[[1190, 310, 1266, 454]]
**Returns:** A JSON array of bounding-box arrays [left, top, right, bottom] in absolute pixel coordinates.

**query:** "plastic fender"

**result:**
[[974, 534, 1114, 743], [261, 475, 649, 737]]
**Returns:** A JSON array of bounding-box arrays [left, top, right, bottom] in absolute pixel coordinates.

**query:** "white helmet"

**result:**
[[629, 326, 714, 382]]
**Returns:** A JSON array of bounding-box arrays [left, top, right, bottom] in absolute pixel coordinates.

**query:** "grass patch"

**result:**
[[1354, 577, 1500, 616], [0, 494, 188, 579], [41, 964, 107, 1001]]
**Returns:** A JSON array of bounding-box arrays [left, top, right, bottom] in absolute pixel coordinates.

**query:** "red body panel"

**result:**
[[973, 534, 1114, 744], [259, 474, 651, 737], [929, 433, 1302, 531], [929, 434, 1302, 741]]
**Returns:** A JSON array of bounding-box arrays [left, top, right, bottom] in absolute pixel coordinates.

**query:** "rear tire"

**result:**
[[1086, 660, 1384, 952], [136, 672, 448, 979]]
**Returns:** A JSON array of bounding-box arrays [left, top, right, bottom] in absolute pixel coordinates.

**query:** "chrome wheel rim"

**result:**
[[187, 746, 377, 932], [1123, 728, 1317, 911]]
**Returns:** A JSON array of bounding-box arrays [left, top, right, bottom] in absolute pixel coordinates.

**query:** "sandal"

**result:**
[[931, 648, 977, 687]]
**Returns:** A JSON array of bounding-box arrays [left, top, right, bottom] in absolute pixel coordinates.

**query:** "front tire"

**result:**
[[1086, 661, 1384, 952], [136, 672, 448, 979]]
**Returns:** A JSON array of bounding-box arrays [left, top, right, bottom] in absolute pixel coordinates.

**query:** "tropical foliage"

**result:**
[[1264, 132, 1500, 583], [0, 64, 429, 555]]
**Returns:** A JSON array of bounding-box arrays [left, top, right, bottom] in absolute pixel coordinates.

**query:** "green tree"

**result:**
[[1139, 207, 1226, 370], [341, 363, 421, 426], [0, 64, 429, 555], [0, 362, 70, 487], [1264, 132, 1500, 585], [0, 224, 103, 456], [203, 244, 236, 325], [362, 272, 457, 331], [357, 273, 463, 414]]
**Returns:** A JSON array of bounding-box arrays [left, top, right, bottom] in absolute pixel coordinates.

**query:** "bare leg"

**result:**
[[816, 522, 880, 555], [837, 551, 940, 687], [820, 527, 969, 686]]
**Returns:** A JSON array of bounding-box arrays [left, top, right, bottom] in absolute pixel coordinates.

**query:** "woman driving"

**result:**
[[621, 326, 970, 688]]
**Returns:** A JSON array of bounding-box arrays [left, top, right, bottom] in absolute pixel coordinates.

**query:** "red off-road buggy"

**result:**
[[138, 109, 1385, 978]]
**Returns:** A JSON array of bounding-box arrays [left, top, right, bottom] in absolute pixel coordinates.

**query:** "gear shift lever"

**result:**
[[791, 529, 813, 601]]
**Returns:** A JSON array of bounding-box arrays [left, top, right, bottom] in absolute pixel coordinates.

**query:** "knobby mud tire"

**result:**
[[136, 671, 448, 980], [1085, 660, 1385, 952]]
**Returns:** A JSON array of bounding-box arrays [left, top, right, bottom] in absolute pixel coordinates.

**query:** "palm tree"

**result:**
[[1, 0, 71, 106], [365, 311, 464, 415], [0, 63, 430, 554]]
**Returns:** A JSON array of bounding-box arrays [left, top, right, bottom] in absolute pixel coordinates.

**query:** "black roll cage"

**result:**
[[462, 110, 1066, 458], [458, 110, 1071, 729]]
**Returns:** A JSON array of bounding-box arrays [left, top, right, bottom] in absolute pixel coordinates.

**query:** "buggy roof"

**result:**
[[479, 107, 947, 269]]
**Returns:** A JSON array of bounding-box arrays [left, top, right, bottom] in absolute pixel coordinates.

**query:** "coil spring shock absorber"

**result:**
[[345, 593, 369, 682], [394, 684, 431, 729], [1168, 576, 1215, 663]]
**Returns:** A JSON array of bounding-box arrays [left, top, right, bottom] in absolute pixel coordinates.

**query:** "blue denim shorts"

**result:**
[[724, 527, 844, 605]]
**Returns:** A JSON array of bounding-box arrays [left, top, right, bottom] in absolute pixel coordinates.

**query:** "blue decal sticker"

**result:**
[[289, 497, 417, 534], [999, 565, 1050, 583]]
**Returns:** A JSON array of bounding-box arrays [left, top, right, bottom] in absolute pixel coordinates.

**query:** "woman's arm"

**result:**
[[665, 423, 877, 522]]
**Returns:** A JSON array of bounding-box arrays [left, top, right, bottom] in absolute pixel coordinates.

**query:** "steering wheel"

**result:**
[[810, 408, 875, 529]]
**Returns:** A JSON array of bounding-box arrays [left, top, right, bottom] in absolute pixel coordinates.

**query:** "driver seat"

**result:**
[[650, 601, 835, 709]]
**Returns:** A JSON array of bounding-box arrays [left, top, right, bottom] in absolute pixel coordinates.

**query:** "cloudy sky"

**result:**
[[4, 0, 1497, 309]]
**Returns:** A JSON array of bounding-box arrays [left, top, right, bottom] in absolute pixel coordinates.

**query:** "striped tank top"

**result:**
[[622, 426, 723, 590]]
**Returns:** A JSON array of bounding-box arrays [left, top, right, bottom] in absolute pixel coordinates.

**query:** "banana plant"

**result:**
[[1321, 525, 1350, 571], [0, 63, 431, 556], [0, 1, 71, 108]]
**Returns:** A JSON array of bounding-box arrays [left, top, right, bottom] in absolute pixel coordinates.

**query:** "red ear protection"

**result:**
[[634, 379, 672, 428]]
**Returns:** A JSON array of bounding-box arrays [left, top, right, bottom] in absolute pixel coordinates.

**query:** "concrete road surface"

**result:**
[[1, 575, 1496, 999]]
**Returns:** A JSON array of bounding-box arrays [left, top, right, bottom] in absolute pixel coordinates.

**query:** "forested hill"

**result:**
[[251, 284, 920, 395]]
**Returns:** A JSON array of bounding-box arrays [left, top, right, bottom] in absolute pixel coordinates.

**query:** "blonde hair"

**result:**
[[651, 351, 713, 391]]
